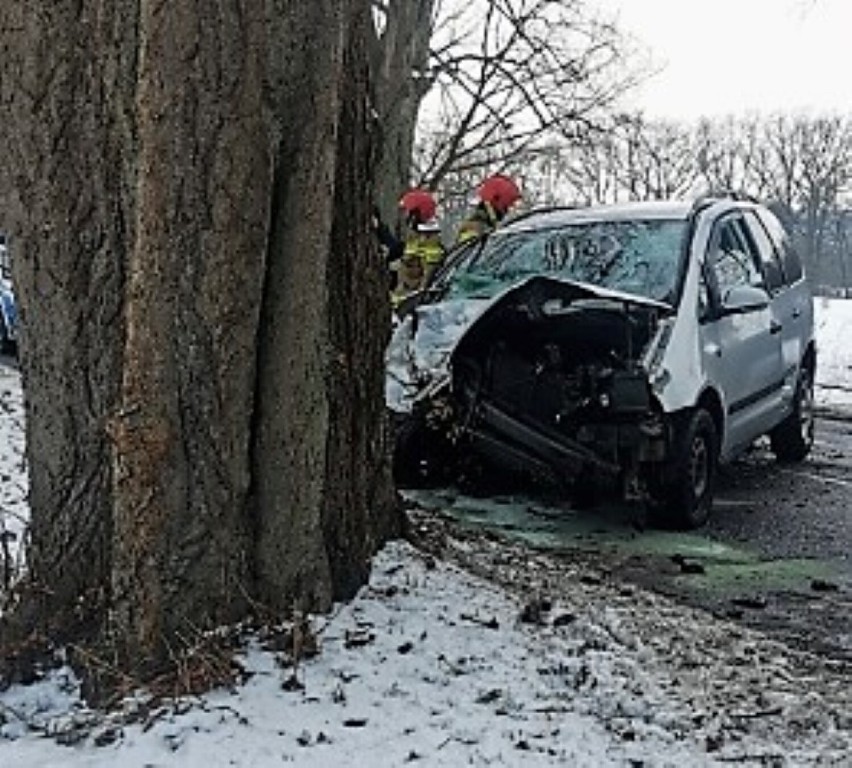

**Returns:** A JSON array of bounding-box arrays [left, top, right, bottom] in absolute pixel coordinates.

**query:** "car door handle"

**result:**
[[770, 320, 783, 334]]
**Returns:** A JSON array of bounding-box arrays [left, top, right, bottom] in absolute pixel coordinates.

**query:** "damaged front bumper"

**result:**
[[390, 276, 674, 494]]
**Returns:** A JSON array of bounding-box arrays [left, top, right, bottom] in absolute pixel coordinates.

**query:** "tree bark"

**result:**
[[0, 0, 397, 684], [0, 0, 136, 644], [370, 0, 435, 218]]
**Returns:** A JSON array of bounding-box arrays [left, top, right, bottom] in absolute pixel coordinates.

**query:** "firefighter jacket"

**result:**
[[456, 202, 499, 244]]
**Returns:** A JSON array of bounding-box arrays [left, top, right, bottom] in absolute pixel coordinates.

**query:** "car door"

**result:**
[[700, 214, 784, 454], [748, 209, 813, 407]]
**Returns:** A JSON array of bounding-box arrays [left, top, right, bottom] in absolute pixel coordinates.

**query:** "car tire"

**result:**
[[650, 408, 718, 529], [392, 413, 453, 488], [770, 367, 814, 463]]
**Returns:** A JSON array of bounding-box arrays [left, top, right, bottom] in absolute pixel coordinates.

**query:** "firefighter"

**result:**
[[390, 189, 445, 308], [456, 174, 522, 244]]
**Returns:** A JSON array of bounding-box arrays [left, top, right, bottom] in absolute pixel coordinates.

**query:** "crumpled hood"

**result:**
[[386, 296, 492, 413], [385, 276, 670, 413]]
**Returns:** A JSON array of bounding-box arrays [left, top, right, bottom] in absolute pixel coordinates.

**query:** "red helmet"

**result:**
[[399, 189, 437, 223], [478, 175, 521, 213]]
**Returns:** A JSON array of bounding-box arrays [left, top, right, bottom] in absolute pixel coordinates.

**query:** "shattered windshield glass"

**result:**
[[444, 218, 686, 303]]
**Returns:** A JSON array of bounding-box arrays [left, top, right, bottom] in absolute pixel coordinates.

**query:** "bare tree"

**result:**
[[370, 0, 641, 217], [694, 117, 756, 194], [539, 113, 695, 206], [790, 116, 852, 276], [0, 0, 398, 691], [745, 114, 852, 282], [611, 114, 697, 201], [370, 0, 437, 215], [557, 129, 623, 205]]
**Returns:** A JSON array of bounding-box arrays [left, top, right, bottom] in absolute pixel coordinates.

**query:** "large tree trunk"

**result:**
[[253, 2, 395, 613], [0, 1, 135, 645], [0, 0, 397, 684]]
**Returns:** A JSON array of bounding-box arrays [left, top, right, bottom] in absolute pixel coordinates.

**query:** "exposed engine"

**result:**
[[442, 277, 668, 489]]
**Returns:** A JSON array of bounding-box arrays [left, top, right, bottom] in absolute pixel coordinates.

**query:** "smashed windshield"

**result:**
[[444, 218, 686, 303]]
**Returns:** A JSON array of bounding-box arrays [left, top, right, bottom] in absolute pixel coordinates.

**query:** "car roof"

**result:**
[[501, 201, 694, 233]]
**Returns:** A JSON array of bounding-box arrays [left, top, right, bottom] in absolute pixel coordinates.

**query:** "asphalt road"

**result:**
[[407, 414, 852, 664], [708, 414, 852, 567]]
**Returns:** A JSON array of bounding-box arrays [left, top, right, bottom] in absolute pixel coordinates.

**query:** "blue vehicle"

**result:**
[[0, 238, 18, 355]]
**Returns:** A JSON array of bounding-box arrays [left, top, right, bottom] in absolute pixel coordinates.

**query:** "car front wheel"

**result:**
[[770, 368, 814, 463], [649, 408, 718, 530], [392, 411, 455, 488]]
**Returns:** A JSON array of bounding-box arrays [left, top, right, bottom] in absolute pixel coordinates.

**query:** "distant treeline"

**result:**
[[435, 114, 852, 289]]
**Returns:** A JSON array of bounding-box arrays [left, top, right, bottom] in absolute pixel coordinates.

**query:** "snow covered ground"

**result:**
[[814, 297, 852, 415], [0, 363, 26, 576], [1, 532, 850, 767], [0, 299, 850, 767]]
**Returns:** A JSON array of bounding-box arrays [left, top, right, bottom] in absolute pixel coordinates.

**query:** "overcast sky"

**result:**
[[598, 0, 852, 120]]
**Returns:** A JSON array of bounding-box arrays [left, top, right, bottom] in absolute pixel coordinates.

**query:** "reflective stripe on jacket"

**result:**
[[403, 234, 444, 266]]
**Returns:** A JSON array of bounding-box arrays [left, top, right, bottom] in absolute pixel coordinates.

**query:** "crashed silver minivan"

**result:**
[[386, 197, 815, 528]]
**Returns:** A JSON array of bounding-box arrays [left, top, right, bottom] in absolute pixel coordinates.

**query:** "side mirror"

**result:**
[[721, 285, 770, 314]]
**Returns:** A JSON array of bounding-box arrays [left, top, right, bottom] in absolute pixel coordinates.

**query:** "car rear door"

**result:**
[[747, 209, 813, 407]]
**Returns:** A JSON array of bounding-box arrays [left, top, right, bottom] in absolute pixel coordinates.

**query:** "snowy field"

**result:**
[[0, 299, 850, 767], [814, 296, 852, 415]]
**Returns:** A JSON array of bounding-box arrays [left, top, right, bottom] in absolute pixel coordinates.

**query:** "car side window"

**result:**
[[707, 217, 764, 300], [742, 211, 784, 293], [754, 209, 804, 285]]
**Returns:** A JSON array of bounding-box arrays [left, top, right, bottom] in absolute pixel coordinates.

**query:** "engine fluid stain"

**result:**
[[672, 558, 838, 593], [406, 488, 844, 596]]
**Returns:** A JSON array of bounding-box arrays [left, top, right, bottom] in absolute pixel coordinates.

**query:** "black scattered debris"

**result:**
[[281, 674, 304, 692], [552, 612, 577, 627], [519, 597, 552, 625], [810, 579, 839, 593], [475, 688, 503, 704], [344, 629, 376, 649], [731, 596, 768, 610], [397, 641, 414, 654], [296, 730, 312, 747], [671, 554, 706, 574], [343, 718, 368, 728], [93, 727, 122, 747], [460, 612, 500, 629], [730, 707, 783, 720]]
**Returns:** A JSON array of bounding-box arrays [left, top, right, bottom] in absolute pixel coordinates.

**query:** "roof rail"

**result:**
[[503, 203, 586, 227]]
